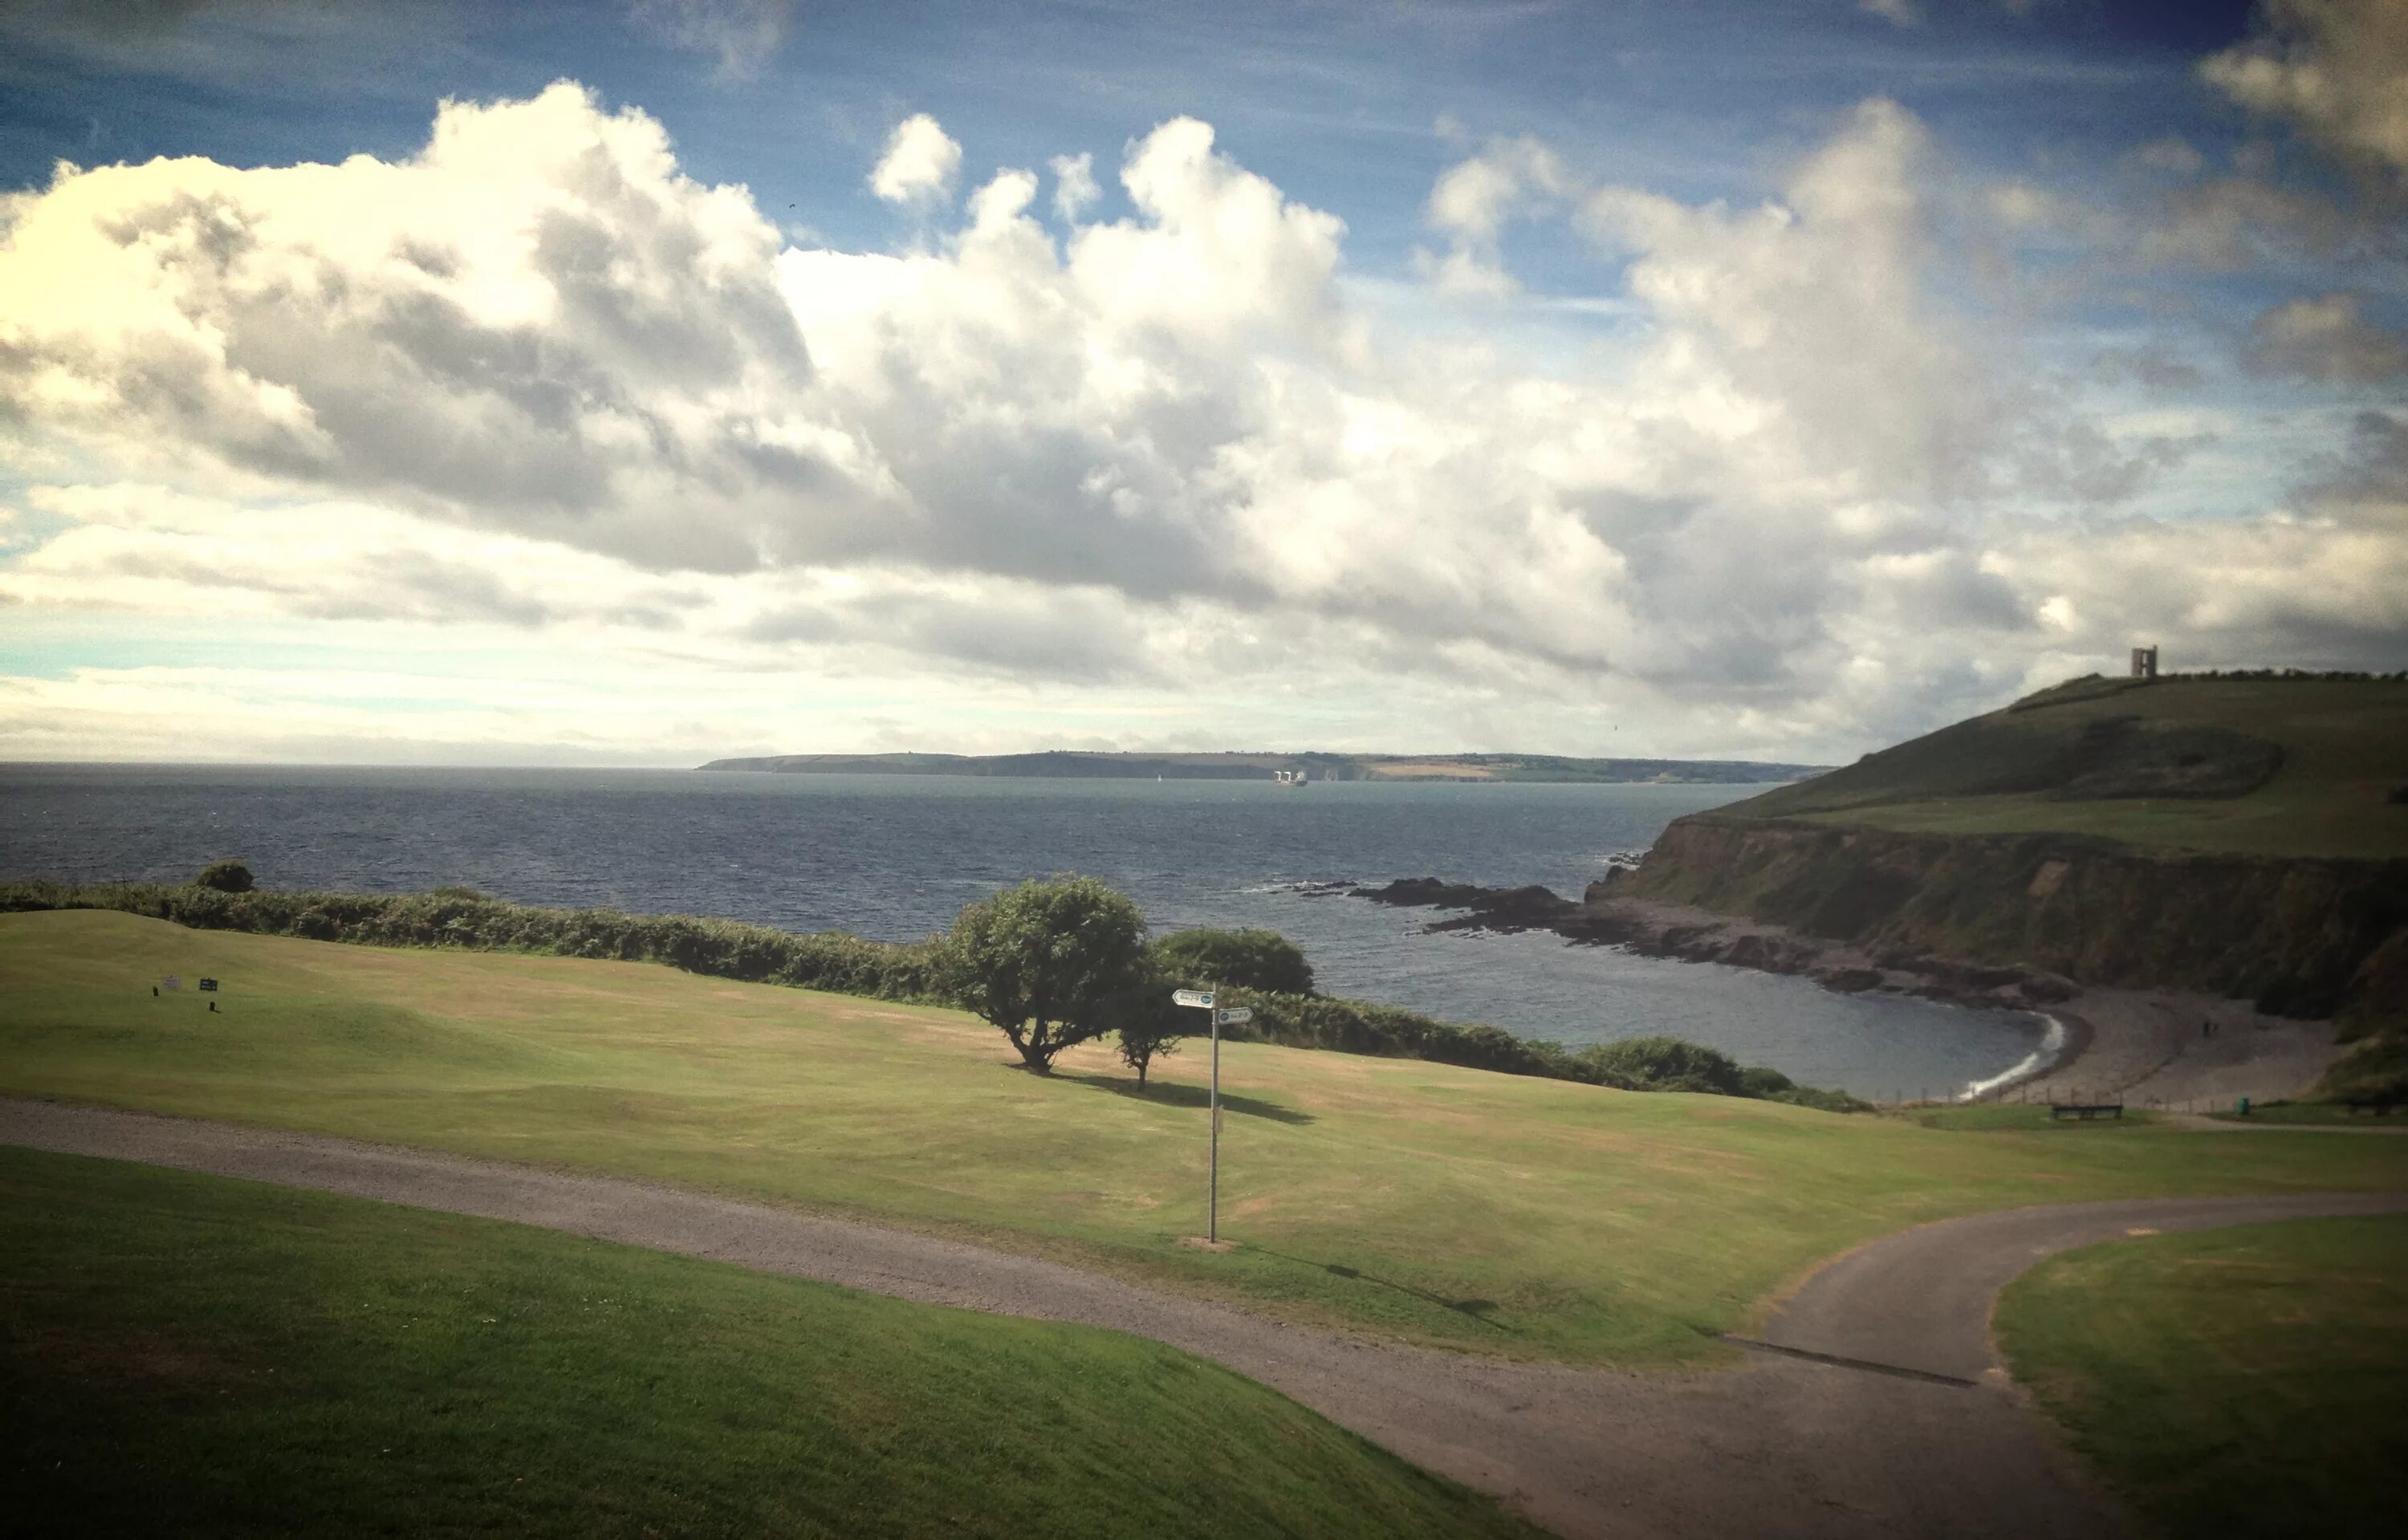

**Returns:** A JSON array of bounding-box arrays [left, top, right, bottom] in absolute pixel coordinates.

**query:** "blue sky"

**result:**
[[0, 0, 2401, 763]]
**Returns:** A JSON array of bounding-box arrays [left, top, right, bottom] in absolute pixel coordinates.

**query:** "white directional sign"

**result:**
[[1215, 1007, 1252, 1026], [1172, 989, 1215, 1009]]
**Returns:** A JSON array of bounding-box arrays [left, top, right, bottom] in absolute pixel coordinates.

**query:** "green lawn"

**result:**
[[2205, 1102, 2408, 1126], [0, 1145, 1531, 1539], [5, 910, 2406, 1365], [1995, 1215, 2408, 1540]]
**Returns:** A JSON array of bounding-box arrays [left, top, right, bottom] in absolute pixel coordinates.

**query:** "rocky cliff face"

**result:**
[[1614, 815, 2408, 1030]]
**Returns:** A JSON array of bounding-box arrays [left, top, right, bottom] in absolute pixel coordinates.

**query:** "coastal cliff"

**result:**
[[1598, 674, 2408, 1096], [1610, 817, 2407, 1030]]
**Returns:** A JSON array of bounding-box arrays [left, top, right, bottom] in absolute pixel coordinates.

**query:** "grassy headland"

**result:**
[[1, 1145, 1531, 1539], [1995, 1214, 2408, 1540], [1712, 673, 2408, 859], [5, 910, 2404, 1366], [1615, 674, 2408, 1095]]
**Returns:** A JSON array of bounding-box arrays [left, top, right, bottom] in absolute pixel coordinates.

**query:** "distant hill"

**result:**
[[696, 750, 1828, 785]]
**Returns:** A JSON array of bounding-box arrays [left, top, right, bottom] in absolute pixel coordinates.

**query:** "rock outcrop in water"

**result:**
[[1342, 872, 2084, 1014]]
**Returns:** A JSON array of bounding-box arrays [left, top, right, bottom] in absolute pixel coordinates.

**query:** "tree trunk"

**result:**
[[1017, 1022, 1056, 1073]]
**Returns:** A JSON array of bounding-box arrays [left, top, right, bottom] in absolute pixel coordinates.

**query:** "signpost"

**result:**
[[1169, 988, 1252, 1244]]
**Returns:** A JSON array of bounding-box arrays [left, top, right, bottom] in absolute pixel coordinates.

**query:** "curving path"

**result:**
[[6, 1098, 2403, 1540]]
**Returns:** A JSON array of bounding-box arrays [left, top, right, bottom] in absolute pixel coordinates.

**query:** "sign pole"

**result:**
[[1208, 979, 1221, 1245], [1169, 985, 1246, 1249]]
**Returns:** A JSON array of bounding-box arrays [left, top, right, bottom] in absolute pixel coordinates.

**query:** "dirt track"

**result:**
[[7, 1097, 2403, 1539]]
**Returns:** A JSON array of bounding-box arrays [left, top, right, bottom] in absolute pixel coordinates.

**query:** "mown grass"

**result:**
[[0, 1145, 1533, 1539], [5, 911, 2406, 1366], [1995, 1215, 2408, 1540], [2204, 1101, 2408, 1126]]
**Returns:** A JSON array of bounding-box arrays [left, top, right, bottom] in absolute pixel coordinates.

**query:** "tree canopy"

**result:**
[[1148, 928, 1314, 997], [945, 876, 1151, 1074]]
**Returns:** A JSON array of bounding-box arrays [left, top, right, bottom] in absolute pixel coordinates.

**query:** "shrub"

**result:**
[[192, 859, 255, 893], [1576, 1036, 1746, 1095], [1739, 1065, 1796, 1098], [1149, 928, 1316, 996]]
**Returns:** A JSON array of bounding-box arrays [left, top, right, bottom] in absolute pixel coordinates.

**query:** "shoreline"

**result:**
[[1956, 1012, 2082, 1103], [1342, 879, 2346, 1106]]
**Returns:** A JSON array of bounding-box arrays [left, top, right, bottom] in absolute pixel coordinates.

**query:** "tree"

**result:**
[[1148, 928, 1314, 996], [945, 876, 1150, 1074], [1114, 961, 1190, 1090], [192, 859, 255, 893]]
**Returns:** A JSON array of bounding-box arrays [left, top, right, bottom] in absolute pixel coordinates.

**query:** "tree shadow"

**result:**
[[1247, 1245, 1511, 1331], [1061, 1072, 1316, 1125]]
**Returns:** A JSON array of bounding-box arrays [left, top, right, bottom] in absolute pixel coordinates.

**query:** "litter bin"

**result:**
[[2238, 1096, 2251, 1116]]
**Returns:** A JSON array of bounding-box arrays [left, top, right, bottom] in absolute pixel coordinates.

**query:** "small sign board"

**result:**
[[1172, 989, 1215, 1009], [198, 978, 218, 993], [1215, 1006, 1252, 1026], [161, 975, 181, 992]]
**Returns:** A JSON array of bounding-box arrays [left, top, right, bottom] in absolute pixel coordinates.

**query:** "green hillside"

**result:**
[[6, 911, 2404, 1367], [1722, 675, 2408, 859], [2, 1147, 1532, 1539]]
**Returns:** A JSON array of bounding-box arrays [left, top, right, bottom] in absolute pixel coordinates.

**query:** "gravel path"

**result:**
[[8, 1097, 2403, 1540]]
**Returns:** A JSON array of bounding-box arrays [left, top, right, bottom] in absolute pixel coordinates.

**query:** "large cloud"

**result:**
[[1, 83, 2401, 763], [2203, 0, 2408, 181]]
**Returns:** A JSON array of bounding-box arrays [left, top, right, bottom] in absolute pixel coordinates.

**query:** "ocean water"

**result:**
[[0, 763, 2044, 1098]]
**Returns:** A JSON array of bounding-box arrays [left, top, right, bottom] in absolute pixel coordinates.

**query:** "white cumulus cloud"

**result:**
[[869, 112, 963, 205], [2, 82, 2401, 764]]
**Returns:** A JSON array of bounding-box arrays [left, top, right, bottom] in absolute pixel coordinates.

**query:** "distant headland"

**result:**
[[694, 750, 1831, 784]]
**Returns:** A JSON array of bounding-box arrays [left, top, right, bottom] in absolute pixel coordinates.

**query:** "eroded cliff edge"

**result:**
[[1605, 816, 2407, 1038]]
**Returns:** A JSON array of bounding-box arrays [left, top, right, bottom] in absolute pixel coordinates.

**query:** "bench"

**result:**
[[2048, 1103, 2124, 1121], [2343, 1099, 2400, 1118]]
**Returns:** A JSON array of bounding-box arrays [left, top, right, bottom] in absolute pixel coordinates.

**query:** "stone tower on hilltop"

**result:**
[[2130, 645, 2158, 680]]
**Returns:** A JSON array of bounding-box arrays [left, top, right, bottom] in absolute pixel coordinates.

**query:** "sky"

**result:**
[[0, 0, 2402, 766]]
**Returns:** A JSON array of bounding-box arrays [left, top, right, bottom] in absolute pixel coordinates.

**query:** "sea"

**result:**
[[0, 763, 2048, 1099]]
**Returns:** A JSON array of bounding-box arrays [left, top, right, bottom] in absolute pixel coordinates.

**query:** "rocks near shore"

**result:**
[[1345, 875, 2078, 1014]]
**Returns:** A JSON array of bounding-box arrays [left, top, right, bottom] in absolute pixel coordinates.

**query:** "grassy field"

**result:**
[[1716, 677, 2408, 859], [0, 1145, 1531, 1538], [5, 910, 2406, 1365], [1995, 1215, 2408, 1540], [2204, 1102, 2408, 1126]]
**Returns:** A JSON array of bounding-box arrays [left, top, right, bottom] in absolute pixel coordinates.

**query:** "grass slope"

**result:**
[[5, 910, 2406, 1365], [0, 1146, 1531, 1539], [1995, 1215, 2408, 1540], [1717, 677, 2408, 859]]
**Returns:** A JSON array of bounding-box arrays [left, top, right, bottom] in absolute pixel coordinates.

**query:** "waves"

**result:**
[[1956, 1014, 2070, 1102]]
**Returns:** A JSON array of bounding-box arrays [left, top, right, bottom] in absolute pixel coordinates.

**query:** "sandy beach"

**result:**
[[2007, 990, 2347, 1108]]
